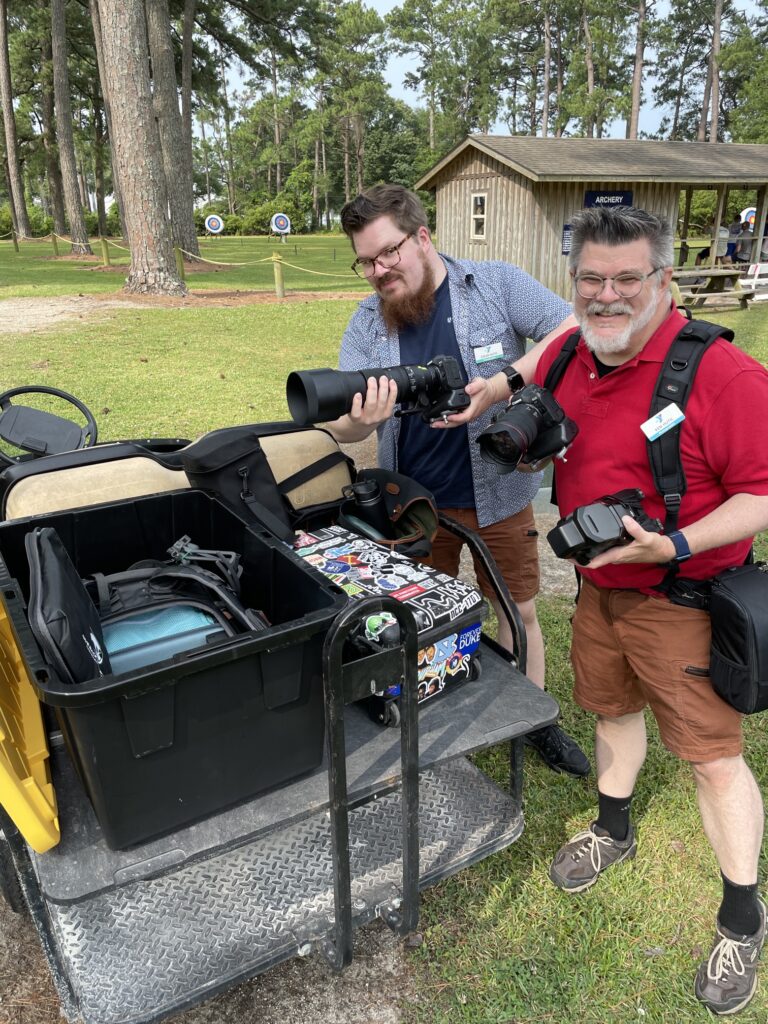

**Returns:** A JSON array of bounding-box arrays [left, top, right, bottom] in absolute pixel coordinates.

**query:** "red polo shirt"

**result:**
[[534, 307, 768, 590]]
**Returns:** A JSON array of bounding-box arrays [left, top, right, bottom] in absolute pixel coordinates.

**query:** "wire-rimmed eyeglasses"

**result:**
[[573, 268, 664, 299], [351, 233, 413, 278]]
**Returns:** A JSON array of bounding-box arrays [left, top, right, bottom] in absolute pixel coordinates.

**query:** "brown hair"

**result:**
[[340, 185, 428, 243]]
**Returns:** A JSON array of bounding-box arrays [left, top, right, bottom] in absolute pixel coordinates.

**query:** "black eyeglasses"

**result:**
[[351, 234, 413, 277], [573, 268, 664, 299]]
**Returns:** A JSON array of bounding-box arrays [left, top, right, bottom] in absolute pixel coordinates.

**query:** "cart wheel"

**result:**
[[0, 837, 25, 915], [469, 657, 482, 681], [383, 700, 401, 728]]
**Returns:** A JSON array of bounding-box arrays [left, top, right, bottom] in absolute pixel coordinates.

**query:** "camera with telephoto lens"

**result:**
[[476, 383, 579, 474], [547, 488, 663, 566], [286, 354, 470, 426]]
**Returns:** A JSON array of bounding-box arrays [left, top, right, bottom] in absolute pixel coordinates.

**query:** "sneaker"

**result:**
[[549, 823, 637, 893], [524, 724, 591, 777], [694, 899, 766, 1015]]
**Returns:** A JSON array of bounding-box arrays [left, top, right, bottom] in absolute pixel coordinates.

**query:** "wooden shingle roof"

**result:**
[[415, 135, 768, 188]]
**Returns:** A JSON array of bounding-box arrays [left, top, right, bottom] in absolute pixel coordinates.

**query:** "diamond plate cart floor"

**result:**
[[12, 640, 558, 1024]]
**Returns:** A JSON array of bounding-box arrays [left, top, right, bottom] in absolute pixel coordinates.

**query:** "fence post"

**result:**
[[100, 237, 110, 266], [11, 228, 18, 253], [175, 247, 186, 281], [51, 233, 59, 257], [273, 252, 285, 298]]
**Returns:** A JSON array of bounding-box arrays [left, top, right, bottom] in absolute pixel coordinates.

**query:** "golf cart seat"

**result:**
[[0, 443, 191, 521]]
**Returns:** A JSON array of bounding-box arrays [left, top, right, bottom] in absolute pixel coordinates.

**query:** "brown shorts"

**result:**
[[421, 504, 540, 603], [571, 579, 743, 762]]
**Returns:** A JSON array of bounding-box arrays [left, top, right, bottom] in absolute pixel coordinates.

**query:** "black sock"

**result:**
[[595, 791, 632, 842], [719, 873, 762, 936]]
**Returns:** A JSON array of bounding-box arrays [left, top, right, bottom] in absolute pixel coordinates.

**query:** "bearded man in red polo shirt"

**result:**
[[533, 206, 768, 1016]]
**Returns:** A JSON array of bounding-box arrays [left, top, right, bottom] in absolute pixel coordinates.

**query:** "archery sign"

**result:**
[[204, 214, 224, 235]]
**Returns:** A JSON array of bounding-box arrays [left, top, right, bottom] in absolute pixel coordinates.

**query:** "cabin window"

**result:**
[[471, 193, 487, 239]]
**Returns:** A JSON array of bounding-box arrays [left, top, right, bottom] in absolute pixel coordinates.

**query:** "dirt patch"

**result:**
[[0, 291, 364, 333]]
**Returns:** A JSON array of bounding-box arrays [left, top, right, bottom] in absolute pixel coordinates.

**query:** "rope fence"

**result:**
[[1, 230, 363, 298]]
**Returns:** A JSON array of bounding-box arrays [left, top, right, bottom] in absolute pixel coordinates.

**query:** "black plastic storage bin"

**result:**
[[0, 490, 345, 849]]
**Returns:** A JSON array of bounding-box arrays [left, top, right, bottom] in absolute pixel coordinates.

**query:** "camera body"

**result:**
[[286, 355, 470, 426], [477, 383, 579, 474], [547, 488, 663, 565]]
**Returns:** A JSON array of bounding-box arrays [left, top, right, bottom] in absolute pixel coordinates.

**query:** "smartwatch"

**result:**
[[666, 530, 692, 563], [501, 365, 525, 395]]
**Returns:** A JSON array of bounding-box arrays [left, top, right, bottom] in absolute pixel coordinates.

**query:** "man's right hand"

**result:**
[[325, 375, 399, 442]]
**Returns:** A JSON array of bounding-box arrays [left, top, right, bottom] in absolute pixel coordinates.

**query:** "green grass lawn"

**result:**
[[0, 234, 369, 298], [2, 270, 768, 1023]]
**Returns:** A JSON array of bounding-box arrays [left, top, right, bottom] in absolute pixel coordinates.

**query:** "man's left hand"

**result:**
[[584, 516, 676, 569], [430, 373, 507, 429]]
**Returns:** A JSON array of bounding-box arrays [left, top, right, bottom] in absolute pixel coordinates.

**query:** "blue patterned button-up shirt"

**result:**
[[339, 254, 572, 527]]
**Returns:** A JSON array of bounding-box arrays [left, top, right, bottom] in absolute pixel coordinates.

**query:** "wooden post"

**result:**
[[100, 237, 110, 266], [679, 188, 692, 266], [273, 252, 285, 298], [11, 228, 18, 253], [51, 232, 59, 257], [175, 247, 186, 281]]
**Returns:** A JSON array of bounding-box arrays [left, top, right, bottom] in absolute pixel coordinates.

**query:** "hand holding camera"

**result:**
[[286, 355, 470, 426], [476, 383, 579, 474], [547, 488, 663, 566]]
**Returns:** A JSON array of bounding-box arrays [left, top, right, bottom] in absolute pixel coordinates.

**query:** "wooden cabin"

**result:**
[[414, 136, 768, 298]]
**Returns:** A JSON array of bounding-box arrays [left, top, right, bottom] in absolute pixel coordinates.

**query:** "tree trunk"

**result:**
[[627, 0, 646, 139], [92, 92, 107, 235], [90, 0, 128, 235], [321, 133, 330, 228], [145, 0, 199, 256], [710, 0, 722, 142], [199, 114, 211, 204], [38, 22, 67, 236], [582, 11, 595, 138], [354, 114, 364, 194], [93, 0, 185, 294], [89, 0, 126, 237], [219, 56, 236, 214], [181, 0, 195, 157], [270, 50, 282, 192], [697, 60, 711, 141], [0, 0, 31, 236], [342, 118, 350, 202], [542, 8, 551, 137], [52, 0, 93, 254]]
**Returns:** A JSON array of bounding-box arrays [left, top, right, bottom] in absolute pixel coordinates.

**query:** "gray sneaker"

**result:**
[[549, 823, 637, 893], [694, 899, 766, 1015]]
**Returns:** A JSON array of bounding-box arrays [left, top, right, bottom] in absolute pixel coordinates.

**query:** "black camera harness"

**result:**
[[543, 317, 736, 607]]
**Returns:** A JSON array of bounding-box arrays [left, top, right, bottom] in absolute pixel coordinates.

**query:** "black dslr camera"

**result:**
[[547, 488, 663, 565], [286, 355, 470, 425], [477, 383, 579, 474]]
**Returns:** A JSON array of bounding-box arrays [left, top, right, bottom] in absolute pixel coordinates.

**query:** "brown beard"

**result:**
[[379, 256, 436, 332]]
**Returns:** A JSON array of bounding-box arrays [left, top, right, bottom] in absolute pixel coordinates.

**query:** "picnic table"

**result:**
[[672, 265, 752, 310]]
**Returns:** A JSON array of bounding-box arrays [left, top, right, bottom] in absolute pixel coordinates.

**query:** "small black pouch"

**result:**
[[709, 563, 768, 714], [25, 527, 111, 684]]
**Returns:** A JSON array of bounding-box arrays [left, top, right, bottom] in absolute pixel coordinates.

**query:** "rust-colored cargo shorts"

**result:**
[[422, 504, 540, 603], [570, 579, 742, 762]]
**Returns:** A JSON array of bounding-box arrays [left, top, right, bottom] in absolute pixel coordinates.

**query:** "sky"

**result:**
[[366, 0, 761, 139]]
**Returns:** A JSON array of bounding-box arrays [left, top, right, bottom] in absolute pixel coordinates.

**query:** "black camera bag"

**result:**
[[708, 564, 768, 714], [338, 468, 439, 559], [180, 422, 354, 539]]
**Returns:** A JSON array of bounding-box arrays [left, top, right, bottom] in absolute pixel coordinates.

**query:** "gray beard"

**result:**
[[578, 290, 661, 357]]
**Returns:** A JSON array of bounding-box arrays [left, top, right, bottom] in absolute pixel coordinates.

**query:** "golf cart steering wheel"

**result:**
[[0, 386, 98, 468]]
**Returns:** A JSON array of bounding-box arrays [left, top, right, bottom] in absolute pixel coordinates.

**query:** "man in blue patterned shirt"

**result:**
[[326, 184, 589, 777]]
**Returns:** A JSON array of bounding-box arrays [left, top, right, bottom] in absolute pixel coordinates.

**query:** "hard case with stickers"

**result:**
[[293, 525, 486, 724]]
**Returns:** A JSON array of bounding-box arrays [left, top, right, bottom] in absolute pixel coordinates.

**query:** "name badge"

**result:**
[[640, 402, 685, 441], [475, 342, 504, 363]]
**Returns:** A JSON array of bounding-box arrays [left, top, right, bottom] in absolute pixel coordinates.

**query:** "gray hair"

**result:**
[[568, 206, 674, 272]]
